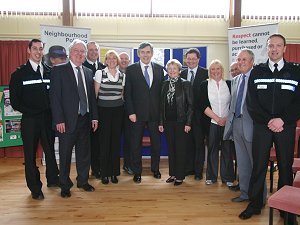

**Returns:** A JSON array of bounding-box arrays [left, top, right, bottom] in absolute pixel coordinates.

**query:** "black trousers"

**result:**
[[248, 124, 295, 210], [58, 114, 91, 191], [164, 121, 187, 180], [185, 117, 207, 175], [122, 115, 132, 169], [98, 106, 124, 177], [21, 111, 59, 194], [130, 121, 161, 175], [206, 123, 234, 182]]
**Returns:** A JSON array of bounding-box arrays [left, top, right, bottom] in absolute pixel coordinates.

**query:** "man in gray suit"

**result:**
[[224, 49, 254, 202]]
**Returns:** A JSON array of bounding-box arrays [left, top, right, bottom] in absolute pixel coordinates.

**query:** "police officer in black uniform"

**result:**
[[239, 34, 300, 225], [9, 39, 59, 200]]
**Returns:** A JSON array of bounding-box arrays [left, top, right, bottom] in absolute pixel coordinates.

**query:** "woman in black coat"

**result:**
[[159, 59, 193, 186]]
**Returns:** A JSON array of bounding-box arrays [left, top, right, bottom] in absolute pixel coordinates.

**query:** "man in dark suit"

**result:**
[[9, 39, 59, 200], [83, 41, 105, 179], [181, 48, 208, 180], [124, 42, 164, 183], [50, 39, 98, 198]]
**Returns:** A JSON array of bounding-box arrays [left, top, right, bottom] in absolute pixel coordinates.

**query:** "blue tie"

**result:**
[[144, 65, 150, 88], [190, 70, 195, 85], [235, 74, 246, 117]]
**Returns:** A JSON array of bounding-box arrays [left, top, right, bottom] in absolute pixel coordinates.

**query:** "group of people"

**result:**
[[8, 34, 300, 224]]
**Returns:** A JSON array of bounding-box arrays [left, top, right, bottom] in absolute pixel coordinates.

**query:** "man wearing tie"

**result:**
[[9, 39, 59, 200], [50, 39, 98, 198], [181, 48, 208, 180], [239, 34, 300, 225], [224, 49, 255, 202], [83, 41, 105, 179], [124, 42, 164, 183]]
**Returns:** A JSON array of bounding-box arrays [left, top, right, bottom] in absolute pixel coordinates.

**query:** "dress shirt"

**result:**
[[236, 70, 251, 115], [86, 58, 98, 70], [70, 60, 89, 113], [140, 61, 153, 86], [268, 58, 284, 72], [207, 79, 231, 125], [187, 67, 198, 82], [29, 59, 43, 78]]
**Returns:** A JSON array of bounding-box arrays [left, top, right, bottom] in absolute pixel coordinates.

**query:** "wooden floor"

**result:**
[[0, 158, 286, 225]]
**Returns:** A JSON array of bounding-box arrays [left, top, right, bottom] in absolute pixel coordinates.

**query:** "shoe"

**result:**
[[153, 171, 161, 179], [123, 166, 134, 175], [77, 183, 95, 192], [166, 176, 175, 183], [229, 184, 240, 191], [194, 174, 203, 181], [226, 182, 234, 187], [47, 182, 60, 188], [91, 171, 101, 179], [61, 190, 71, 198], [174, 180, 183, 186], [101, 177, 109, 184], [205, 180, 216, 185], [31, 191, 44, 200], [111, 176, 118, 184], [133, 174, 142, 183], [239, 208, 261, 220], [232, 196, 248, 202]]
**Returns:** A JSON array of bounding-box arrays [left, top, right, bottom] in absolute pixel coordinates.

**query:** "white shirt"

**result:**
[[208, 79, 231, 125], [70, 60, 89, 113], [94, 67, 126, 86], [86, 58, 98, 70], [269, 58, 284, 72], [140, 61, 153, 87], [29, 59, 43, 78]]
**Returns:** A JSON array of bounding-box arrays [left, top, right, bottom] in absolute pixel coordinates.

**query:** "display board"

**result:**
[[0, 86, 23, 147]]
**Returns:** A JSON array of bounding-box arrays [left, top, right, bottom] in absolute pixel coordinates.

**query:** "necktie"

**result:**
[[144, 65, 150, 88], [274, 63, 279, 74], [190, 70, 195, 85], [93, 63, 97, 72], [37, 65, 42, 78], [235, 74, 246, 117], [76, 66, 88, 116]]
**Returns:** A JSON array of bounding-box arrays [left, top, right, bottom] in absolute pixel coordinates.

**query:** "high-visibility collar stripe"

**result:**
[[254, 78, 298, 86], [23, 79, 42, 85]]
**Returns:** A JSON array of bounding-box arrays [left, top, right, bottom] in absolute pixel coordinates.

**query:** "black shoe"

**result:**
[[101, 177, 109, 184], [153, 171, 161, 179], [166, 176, 175, 183], [111, 176, 118, 184], [61, 190, 71, 198], [229, 184, 240, 191], [194, 174, 203, 181], [77, 183, 95, 192], [123, 166, 134, 175], [91, 171, 101, 179], [47, 182, 60, 188], [174, 180, 183, 186], [31, 191, 44, 200], [133, 174, 142, 183], [239, 208, 261, 220], [232, 196, 248, 202]]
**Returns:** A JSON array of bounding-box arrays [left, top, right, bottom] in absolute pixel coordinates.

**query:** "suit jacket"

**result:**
[[49, 62, 98, 133], [83, 60, 106, 75], [124, 61, 164, 122], [223, 74, 253, 142], [181, 66, 208, 123]]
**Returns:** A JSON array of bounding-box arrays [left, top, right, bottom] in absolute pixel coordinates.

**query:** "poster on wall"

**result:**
[[40, 25, 91, 67], [228, 23, 278, 65], [0, 86, 23, 148]]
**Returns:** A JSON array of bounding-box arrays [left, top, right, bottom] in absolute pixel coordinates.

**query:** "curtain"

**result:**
[[285, 44, 300, 64], [0, 41, 28, 157], [0, 40, 29, 86]]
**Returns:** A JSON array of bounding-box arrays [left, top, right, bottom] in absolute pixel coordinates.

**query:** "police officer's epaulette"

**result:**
[[16, 64, 26, 71]]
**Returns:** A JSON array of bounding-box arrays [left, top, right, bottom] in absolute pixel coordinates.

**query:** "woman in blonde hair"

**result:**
[[94, 50, 125, 185], [199, 59, 234, 186]]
